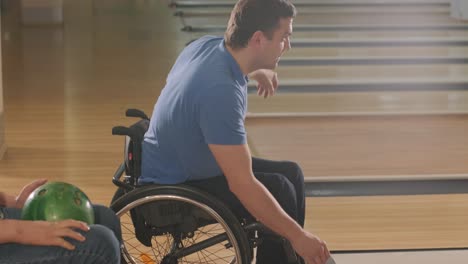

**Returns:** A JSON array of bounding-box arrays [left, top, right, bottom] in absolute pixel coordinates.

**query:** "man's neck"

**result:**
[[225, 44, 256, 76]]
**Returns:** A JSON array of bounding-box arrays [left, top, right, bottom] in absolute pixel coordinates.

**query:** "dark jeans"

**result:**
[[186, 157, 306, 264]]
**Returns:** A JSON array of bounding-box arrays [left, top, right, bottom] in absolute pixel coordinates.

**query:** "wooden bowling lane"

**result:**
[[271, 59, 468, 90], [247, 91, 468, 115], [187, 29, 468, 41], [278, 56, 468, 68], [307, 194, 468, 250], [184, 35, 468, 51], [182, 23, 468, 36], [284, 46, 468, 58], [171, 0, 450, 9], [288, 29, 468, 39], [179, 13, 461, 28], [173, 5, 449, 15], [273, 64, 468, 80], [245, 114, 468, 178], [290, 37, 468, 49]]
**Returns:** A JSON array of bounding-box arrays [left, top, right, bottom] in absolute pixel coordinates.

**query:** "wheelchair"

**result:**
[[110, 109, 298, 264]]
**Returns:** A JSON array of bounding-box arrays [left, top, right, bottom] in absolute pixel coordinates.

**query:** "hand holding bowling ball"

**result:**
[[14, 219, 90, 250], [14, 179, 48, 208], [21, 181, 95, 225]]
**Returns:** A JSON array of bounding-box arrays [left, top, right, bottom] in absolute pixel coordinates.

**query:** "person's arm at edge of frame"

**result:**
[[208, 143, 331, 264], [0, 218, 89, 248], [0, 180, 43, 244]]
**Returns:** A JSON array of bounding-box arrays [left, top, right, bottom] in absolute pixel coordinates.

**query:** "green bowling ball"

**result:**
[[21, 181, 95, 224]]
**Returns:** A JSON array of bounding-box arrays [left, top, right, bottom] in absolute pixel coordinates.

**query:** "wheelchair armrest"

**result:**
[[112, 126, 131, 136], [126, 108, 149, 120]]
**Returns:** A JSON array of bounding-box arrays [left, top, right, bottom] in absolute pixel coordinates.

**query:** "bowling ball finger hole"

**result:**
[[38, 189, 47, 196], [74, 198, 82, 206]]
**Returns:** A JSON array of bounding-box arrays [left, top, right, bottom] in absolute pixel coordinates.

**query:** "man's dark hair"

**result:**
[[224, 0, 296, 49]]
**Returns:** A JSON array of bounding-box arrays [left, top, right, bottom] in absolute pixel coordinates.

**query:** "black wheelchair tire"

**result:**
[[110, 184, 252, 264]]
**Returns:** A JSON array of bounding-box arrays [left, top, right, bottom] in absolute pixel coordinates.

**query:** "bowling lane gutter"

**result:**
[[304, 177, 468, 197]]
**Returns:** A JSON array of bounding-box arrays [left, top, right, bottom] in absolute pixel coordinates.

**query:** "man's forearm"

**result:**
[[247, 69, 262, 79], [230, 177, 303, 242], [208, 144, 304, 243], [0, 219, 20, 244]]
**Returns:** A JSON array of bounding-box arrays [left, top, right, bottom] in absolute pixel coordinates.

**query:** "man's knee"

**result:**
[[286, 161, 304, 175], [80, 225, 121, 263], [262, 173, 298, 210], [279, 160, 305, 185], [93, 204, 122, 242], [278, 176, 298, 206], [93, 205, 117, 222]]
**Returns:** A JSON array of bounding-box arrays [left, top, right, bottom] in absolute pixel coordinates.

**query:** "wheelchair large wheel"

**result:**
[[111, 185, 251, 264]]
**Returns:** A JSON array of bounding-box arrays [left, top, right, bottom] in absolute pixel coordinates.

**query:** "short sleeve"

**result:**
[[199, 83, 246, 145]]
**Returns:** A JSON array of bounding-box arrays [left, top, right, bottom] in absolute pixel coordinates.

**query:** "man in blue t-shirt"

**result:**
[[140, 0, 330, 263]]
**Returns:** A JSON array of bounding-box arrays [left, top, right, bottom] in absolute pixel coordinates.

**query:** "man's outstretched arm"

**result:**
[[208, 143, 330, 264]]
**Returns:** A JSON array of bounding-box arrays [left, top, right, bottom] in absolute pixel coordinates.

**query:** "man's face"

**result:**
[[260, 17, 293, 70]]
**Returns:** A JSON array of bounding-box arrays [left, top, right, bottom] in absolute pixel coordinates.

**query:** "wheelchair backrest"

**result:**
[[112, 109, 150, 184], [124, 118, 149, 179]]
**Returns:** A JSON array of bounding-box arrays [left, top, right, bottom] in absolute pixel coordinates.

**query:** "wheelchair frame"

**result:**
[[110, 109, 297, 264]]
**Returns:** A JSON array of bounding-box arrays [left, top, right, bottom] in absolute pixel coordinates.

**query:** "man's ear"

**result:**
[[249, 30, 266, 48]]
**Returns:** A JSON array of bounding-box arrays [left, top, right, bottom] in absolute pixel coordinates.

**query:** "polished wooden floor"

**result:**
[[307, 194, 468, 250], [285, 46, 468, 58], [1, 0, 468, 252], [246, 115, 468, 179], [247, 91, 468, 115]]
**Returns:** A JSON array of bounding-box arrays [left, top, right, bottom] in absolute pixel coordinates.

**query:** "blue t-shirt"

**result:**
[[139, 36, 249, 184]]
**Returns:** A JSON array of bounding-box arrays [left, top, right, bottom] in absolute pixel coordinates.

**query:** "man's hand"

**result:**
[[249, 69, 278, 98], [291, 230, 330, 264]]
